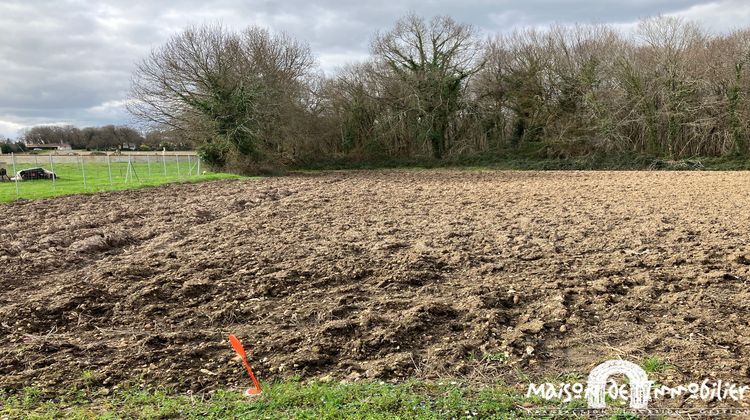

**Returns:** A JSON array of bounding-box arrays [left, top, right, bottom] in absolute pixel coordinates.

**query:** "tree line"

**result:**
[[11, 125, 192, 151], [130, 15, 750, 172]]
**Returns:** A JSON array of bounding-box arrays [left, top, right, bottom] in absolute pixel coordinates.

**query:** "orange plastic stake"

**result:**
[[228, 334, 262, 396]]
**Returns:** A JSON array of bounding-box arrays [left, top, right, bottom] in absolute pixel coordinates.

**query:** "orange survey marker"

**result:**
[[228, 334, 262, 396]]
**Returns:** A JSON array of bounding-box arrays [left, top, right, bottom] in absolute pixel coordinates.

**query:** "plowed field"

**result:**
[[2, 170, 750, 399]]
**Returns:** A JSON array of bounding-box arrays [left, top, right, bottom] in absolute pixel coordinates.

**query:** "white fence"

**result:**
[[0, 151, 202, 201]]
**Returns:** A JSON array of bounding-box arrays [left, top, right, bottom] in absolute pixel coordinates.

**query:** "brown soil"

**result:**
[[2, 170, 750, 400]]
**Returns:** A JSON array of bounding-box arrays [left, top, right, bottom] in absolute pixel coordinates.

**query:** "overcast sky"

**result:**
[[2, 0, 750, 139]]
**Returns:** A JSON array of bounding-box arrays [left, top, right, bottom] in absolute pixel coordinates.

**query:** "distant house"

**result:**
[[24, 143, 72, 151]]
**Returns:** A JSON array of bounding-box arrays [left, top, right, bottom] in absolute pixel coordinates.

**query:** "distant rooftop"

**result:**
[[24, 143, 72, 149]]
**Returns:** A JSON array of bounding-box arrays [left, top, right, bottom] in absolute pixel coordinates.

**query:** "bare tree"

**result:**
[[127, 14, 750, 168], [371, 14, 483, 158], [129, 24, 315, 169], [21, 125, 84, 148]]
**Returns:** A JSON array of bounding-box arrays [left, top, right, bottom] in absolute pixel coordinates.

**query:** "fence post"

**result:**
[[80, 155, 87, 191], [11, 152, 18, 199], [176, 154, 181, 179], [187, 154, 192, 176], [197, 156, 201, 176], [106, 153, 113, 188], [162, 149, 167, 177], [147, 154, 151, 178], [49, 153, 56, 192]]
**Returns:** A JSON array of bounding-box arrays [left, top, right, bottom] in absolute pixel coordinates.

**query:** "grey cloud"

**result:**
[[0, 0, 747, 138]]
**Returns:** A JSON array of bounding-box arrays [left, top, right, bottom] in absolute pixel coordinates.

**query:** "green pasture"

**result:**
[[0, 160, 240, 203]]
